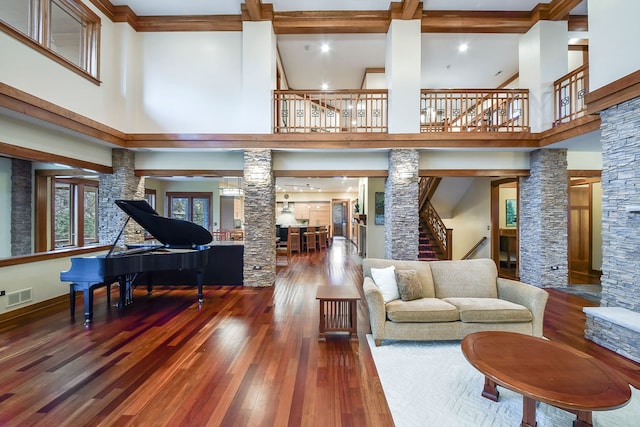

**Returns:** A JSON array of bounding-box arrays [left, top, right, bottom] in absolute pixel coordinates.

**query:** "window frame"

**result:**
[[166, 192, 213, 232], [0, 0, 101, 83]]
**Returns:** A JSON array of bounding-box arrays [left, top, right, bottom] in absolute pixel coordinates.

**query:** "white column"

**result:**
[[519, 21, 568, 132], [589, 0, 640, 91], [386, 19, 421, 134], [242, 21, 277, 133]]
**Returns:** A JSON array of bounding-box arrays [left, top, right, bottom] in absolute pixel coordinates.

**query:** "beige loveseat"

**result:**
[[363, 258, 548, 346]]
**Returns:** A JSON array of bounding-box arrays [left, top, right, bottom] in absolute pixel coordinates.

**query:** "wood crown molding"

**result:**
[[419, 169, 530, 177], [0, 82, 126, 148], [585, 70, 640, 115], [0, 141, 113, 174], [87, 0, 585, 34]]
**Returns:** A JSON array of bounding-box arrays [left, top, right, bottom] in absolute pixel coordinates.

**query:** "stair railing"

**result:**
[[421, 202, 452, 260], [418, 177, 441, 211], [461, 236, 487, 260]]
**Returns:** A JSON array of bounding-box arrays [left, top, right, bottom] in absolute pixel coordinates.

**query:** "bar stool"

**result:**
[[288, 227, 301, 255], [318, 226, 327, 250], [303, 226, 317, 252]]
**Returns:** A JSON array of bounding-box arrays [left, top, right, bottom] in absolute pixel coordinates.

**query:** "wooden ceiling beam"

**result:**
[[421, 11, 533, 34], [548, 0, 584, 20], [273, 11, 391, 34], [241, 1, 274, 21]]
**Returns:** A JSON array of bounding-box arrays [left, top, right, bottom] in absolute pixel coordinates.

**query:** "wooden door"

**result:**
[[332, 200, 348, 238], [569, 185, 591, 280]]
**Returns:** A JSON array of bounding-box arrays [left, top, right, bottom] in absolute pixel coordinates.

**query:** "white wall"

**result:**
[[419, 151, 530, 170], [0, 251, 108, 315], [366, 177, 386, 258], [135, 151, 244, 171], [589, 0, 640, 91], [135, 32, 244, 133], [0, 115, 114, 167], [273, 151, 389, 171], [443, 177, 492, 260]]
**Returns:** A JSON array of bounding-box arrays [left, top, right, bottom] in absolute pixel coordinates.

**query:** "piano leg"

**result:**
[[83, 288, 93, 325], [69, 285, 76, 319], [196, 269, 204, 305]]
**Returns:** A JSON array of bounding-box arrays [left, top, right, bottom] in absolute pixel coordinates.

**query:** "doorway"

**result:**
[[491, 179, 519, 279], [568, 175, 602, 284], [332, 199, 350, 240]]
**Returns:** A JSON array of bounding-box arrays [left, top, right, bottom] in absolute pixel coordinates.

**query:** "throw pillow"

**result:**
[[395, 269, 423, 301], [370, 266, 400, 303]]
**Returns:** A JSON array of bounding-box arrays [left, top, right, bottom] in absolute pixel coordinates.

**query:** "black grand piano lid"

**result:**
[[115, 199, 213, 246]]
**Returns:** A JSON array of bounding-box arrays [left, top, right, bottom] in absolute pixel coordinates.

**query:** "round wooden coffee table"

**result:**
[[461, 331, 631, 427]]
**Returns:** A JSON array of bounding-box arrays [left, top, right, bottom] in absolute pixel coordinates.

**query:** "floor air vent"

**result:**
[[7, 288, 33, 307]]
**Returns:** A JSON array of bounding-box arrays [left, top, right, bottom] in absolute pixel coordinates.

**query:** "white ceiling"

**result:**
[[110, 0, 589, 90]]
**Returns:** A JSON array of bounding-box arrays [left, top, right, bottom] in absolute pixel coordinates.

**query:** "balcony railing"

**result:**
[[553, 65, 588, 126], [274, 90, 388, 133], [420, 89, 529, 132]]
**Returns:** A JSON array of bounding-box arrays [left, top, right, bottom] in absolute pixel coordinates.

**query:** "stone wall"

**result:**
[[243, 149, 276, 287], [518, 149, 568, 287], [384, 149, 419, 260], [585, 96, 640, 360], [11, 158, 32, 256], [98, 149, 145, 247], [599, 96, 640, 311]]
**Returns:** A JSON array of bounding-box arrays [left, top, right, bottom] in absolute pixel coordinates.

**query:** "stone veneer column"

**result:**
[[11, 158, 32, 256], [243, 149, 275, 287], [518, 149, 568, 287], [598, 96, 640, 310], [98, 149, 145, 247], [384, 149, 419, 260]]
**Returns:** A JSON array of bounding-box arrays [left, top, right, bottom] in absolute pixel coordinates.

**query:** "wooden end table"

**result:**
[[316, 285, 361, 342], [461, 331, 631, 427]]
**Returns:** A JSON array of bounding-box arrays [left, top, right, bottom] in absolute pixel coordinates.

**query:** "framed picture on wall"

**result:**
[[506, 199, 517, 227], [375, 192, 384, 225]]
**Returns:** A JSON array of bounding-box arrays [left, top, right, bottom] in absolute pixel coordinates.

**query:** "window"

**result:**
[[53, 178, 99, 248], [0, 0, 100, 81], [167, 192, 212, 231]]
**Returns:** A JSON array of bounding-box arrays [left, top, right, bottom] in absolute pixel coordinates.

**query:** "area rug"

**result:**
[[366, 335, 639, 427]]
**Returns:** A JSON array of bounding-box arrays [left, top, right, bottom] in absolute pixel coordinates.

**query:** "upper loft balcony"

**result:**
[[273, 65, 590, 140]]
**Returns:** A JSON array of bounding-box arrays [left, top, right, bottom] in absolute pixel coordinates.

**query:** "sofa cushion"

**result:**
[[386, 298, 459, 323], [395, 269, 423, 301], [442, 297, 533, 323], [371, 266, 400, 303], [429, 259, 498, 299], [363, 258, 435, 298]]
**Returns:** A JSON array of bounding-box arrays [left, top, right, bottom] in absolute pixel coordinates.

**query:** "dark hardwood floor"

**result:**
[[0, 238, 638, 426]]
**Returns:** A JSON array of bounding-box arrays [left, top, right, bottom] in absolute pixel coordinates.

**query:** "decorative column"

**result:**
[[243, 149, 275, 287], [11, 158, 32, 256], [386, 19, 421, 134], [518, 149, 568, 287], [384, 149, 419, 260], [599, 96, 640, 310], [99, 149, 145, 248]]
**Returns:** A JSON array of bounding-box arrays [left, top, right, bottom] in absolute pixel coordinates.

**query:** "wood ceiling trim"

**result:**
[[419, 169, 530, 177], [585, 70, 640, 115], [273, 170, 388, 178], [136, 170, 242, 177], [241, 1, 273, 22], [548, 0, 584, 20], [273, 11, 391, 34], [421, 11, 533, 34], [89, 0, 585, 34], [0, 82, 127, 148], [0, 142, 113, 174]]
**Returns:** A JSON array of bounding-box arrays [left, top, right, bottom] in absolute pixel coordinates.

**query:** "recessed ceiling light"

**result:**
[[321, 43, 330, 53], [458, 43, 468, 53], [321, 83, 328, 90]]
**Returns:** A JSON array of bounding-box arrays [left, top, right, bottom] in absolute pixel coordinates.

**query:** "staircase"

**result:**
[[418, 219, 445, 261]]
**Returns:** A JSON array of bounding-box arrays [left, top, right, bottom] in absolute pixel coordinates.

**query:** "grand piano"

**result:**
[[60, 199, 212, 324]]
